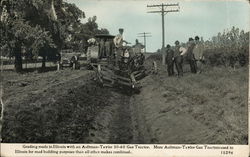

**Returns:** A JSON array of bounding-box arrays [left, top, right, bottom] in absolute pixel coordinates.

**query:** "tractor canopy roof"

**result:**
[[95, 34, 115, 39]]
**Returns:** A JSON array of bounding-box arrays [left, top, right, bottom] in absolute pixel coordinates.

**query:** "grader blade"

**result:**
[[101, 66, 114, 74], [116, 75, 131, 82], [116, 80, 132, 87], [102, 76, 113, 81]]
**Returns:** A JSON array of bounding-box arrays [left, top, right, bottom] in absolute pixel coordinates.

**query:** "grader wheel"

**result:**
[[152, 61, 158, 74], [97, 64, 103, 84], [130, 73, 136, 89]]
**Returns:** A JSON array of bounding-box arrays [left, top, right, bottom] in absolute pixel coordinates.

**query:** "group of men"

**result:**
[[165, 36, 205, 77]]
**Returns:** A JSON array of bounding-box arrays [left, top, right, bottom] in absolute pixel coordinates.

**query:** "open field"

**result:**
[[0, 56, 248, 144]]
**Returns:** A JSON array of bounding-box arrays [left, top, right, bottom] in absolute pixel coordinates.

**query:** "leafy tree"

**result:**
[[0, 0, 80, 71], [0, 0, 61, 71], [203, 27, 249, 67], [6, 19, 56, 70], [0, 0, 109, 71]]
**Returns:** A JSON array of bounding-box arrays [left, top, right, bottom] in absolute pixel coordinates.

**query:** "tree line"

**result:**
[[156, 26, 249, 67], [0, 0, 108, 72], [203, 26, 249, 67]]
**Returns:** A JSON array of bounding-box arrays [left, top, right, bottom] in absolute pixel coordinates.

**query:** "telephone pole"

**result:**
[[137, 32, 152, 53], [147, 3, 180, 65]]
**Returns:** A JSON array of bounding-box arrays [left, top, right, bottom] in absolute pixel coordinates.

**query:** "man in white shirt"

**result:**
[[113, 28, 128, 66], [193, 36, 205, 73], [114, 28, 124, 48], [173, 40, 183, 77]]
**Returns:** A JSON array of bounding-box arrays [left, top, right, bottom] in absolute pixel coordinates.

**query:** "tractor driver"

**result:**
[[113, 28, 128, 66]]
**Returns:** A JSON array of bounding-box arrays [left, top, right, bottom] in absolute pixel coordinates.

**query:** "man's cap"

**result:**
[[195, 36, 200, 40], [119, 28, 124, 32], [189, 37, 194, 41], [175, 40, 180, 45], [166, 44, 171, 48]]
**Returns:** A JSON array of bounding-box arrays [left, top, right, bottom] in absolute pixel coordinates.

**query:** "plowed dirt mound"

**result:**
[[1, 69, 138, 143], [2, 70, 112, 143]]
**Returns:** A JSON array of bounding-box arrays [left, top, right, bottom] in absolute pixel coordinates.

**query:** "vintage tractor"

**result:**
[[87, 34, 154, 90]]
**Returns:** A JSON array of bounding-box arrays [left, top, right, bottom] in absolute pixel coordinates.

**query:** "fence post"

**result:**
[[57, 62, 60, 71]]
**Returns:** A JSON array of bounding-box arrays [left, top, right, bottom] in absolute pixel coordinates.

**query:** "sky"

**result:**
[[67, 0, 250, 52]]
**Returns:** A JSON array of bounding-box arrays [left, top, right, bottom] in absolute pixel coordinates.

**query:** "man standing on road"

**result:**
[[186, 38, 197, 73], [165, 44, 174, 76], [173, 41, 183, 77], [193, 36, 205, 73]]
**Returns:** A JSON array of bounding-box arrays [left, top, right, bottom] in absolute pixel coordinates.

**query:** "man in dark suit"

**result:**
[[165, 44, 174, 76], [186, 38, 197, 73], [173, 41, 183, 77]]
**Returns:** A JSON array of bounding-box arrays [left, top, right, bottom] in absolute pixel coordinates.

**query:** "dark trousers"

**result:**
[[115, 48, 123, 66], [100, 46, 105, 58], [167, 61, 174, 76], [188, 59, 197, 73], [174, 56, 183, 76]]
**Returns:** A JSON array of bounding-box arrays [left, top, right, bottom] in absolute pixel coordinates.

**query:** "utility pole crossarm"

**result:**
[[147, 2, 180, 65], [138, 32, 151, 34], [148, 9, 179, 13], [147, 3, 179, 7], [137, 35, 152, 37], [165, 9, 179, 12], [137, 36, 152, 37], [147, 11, 163, 13], [137, 32, 152, 53]]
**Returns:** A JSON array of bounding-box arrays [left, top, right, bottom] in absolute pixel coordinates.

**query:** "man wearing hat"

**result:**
[[113, 28, 127, 66], [165, 44, 174, 76], [173, 40, 183, 77], [114, 28, 124, 48], [186, 37, 197, 73], [193, 36, 205, 73], [133, 39, 144, 55]]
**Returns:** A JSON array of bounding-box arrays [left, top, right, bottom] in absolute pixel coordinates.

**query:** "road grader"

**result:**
[[87, 34, 156, 90]]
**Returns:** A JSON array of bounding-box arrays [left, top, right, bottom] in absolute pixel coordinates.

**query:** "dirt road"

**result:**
[[131, 58, 248, 144], [1, 69, 140, 143], [1, 59, 248, 144]]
